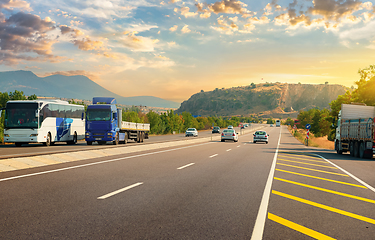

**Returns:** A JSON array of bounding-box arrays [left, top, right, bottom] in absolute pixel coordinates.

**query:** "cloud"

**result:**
[[120, 32, 160, 52], [195, 0, 253, 18], [307, 0, 362, 22], [72, 38, 105, 51], [174, 6, 198, 18], [59, 25, 84, 37], [0, 11, 66, 65], [0, 0, 32, 11], [169, 25, 178, 32], [339, 20, 375, 41], [181, 25, 191, 34]]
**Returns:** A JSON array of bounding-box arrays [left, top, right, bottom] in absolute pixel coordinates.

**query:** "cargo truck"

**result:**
[[334, 103, 375, 159], [85, 97, 149, 145]]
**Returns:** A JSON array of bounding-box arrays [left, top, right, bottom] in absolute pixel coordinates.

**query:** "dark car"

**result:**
[[212, 126, 220, 133]]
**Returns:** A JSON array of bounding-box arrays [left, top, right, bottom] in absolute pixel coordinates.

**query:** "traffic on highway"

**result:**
[[1, 125, 374, 239]]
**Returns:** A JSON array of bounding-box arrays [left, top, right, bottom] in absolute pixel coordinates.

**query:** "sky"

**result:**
[[1, 0, 375, 103]]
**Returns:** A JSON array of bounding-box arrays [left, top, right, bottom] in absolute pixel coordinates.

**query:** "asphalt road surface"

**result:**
[[1, 125, 374, 239]]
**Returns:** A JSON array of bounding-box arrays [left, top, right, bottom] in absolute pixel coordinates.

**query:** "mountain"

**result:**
[[0, 70, 180, 108], [176, 82, 348, 118]]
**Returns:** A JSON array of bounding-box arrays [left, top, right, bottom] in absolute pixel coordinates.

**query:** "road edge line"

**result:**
[[313, 154, 375, 193]]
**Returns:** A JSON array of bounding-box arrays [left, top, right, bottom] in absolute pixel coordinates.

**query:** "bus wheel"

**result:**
[[44, 133, 51, 146], [15, 142, 22, 147], [67, 132, 77, 145]]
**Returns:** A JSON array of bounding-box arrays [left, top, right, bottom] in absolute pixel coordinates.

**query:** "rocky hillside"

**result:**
[[176, 83, 348, 118]]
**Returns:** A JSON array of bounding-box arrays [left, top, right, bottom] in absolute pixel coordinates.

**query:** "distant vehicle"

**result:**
[[335, 103, 375, 159], [270, 124, 273, 127], [85, 97, 149, 145], [253, 131, 269, 144], [228, 125, 233, 129], [275, 120, 281, 127], [212, 126, 220, 133], [1, 99, 85, 147], [221, 129, 238, 142], [185, 128, 198, 137]]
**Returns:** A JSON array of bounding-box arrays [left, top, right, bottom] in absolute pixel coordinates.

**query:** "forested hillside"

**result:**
[[176, 83, 348, 118]]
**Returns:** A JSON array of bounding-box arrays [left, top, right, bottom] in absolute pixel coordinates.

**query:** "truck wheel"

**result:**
[[87, 141, 93, 145], [113, 132, 119, 145], [359, 142, 365, 158], [353, 142, 359, 157], [124, 133, 128, 144], [349, 143, 354, 156], [137, 132, 141, 143], [335, 141, 343, 154], [141, 132, 144, 143]]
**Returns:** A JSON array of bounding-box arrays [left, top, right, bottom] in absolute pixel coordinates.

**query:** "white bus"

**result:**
[[1, 99, 85, 147], [275, 119, 281, 127]]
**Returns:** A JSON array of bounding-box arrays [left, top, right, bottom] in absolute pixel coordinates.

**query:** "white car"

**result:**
[[221, 129, 238, 142], [227, 125, 233, 129], [253, 131, 269, 144], [185, 128, 198, 137]]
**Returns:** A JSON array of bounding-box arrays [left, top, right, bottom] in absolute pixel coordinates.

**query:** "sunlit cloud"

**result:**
[[181, 25, 191, 34]]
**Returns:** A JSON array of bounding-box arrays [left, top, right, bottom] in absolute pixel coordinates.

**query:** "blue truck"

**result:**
[[85, 97, 150, 145]]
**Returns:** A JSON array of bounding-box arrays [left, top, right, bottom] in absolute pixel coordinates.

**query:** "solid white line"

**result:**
[[97, 182, 143, 200], [226, 149, 232, 152], [251, 126, 282, 240], [0, 142, 213, 182], [209, 154, 218, 158], [314, 154, 375, 193], [177, 163, 195, 170]]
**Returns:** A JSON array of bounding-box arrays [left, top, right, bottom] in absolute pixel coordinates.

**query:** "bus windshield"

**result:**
[[87, 109, 111, 121], [5, 103, 39, 129]]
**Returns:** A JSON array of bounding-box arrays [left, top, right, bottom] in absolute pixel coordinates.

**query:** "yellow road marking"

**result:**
[[278, 155, 326, 163], [278, 152, 320, 159], [272, 190, 375, 225], [275, 169, 366, 188], [278, 158, 336, 169], [274, 177, 375, 204], [277, 163, 349, 177], [268, 213, 336, 240]]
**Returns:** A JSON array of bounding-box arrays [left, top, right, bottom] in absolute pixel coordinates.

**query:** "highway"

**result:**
[[1, 126, 375, 239]]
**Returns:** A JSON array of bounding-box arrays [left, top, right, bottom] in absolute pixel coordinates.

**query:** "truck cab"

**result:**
[[85, 97, 121, 145]]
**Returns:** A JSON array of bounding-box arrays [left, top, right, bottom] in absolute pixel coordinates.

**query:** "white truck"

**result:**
[[334, 103, 375, 159]]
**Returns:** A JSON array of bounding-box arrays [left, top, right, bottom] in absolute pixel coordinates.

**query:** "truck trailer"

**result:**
[[85, 97, 149, 145], [334, 103, 375, 159]]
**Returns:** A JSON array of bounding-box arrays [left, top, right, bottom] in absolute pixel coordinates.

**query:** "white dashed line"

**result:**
[[97, 182, 143, 200], [226, 149, 232, 152], [209, 154, 218, 158], [177, 163, 195, 170]]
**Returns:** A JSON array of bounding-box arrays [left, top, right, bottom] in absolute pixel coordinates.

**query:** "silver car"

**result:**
[[253, 131, 269, 144], [185, 128, 198, 137], [221, 129, 238, 142]]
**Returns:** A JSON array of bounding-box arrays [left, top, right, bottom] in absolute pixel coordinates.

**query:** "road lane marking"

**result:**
[[98, 182, 143, 200], [275, 169, 366, 188], [273, 190, 375, 225], [278, 159, 336, 169], [277, 163, 349, 177], [226, 149, 232, 152], [251, 125, 282, 240], [209, 154, 218, 158], [312, 154, 375, 194], [274, 177, 375, 204], [268, 213, 336, 240], [237, 145, 241, 148], [177, 163, 195, 170], [278, 155, 327, 163], [0, 142, 213, 182], [278, 152, 322, 159]]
